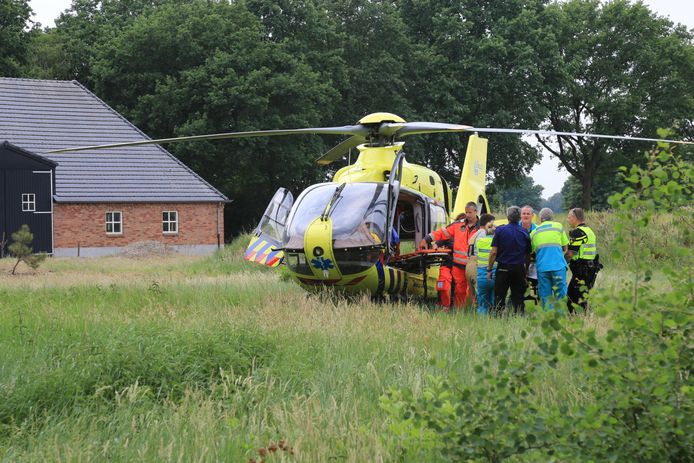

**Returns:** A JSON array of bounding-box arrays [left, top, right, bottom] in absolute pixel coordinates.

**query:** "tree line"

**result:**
[[2, 0, 692, 234]]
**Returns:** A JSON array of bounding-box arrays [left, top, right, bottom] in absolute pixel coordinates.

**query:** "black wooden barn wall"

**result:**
[[0, 142, 56, 255]]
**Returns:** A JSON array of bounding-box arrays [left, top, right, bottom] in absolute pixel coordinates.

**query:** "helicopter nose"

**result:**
[[304, 217, 342, 280]]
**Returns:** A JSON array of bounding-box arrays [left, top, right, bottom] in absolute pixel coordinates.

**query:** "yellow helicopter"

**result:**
[[53, 112, 692, 301], [244, 112, 488, 299]]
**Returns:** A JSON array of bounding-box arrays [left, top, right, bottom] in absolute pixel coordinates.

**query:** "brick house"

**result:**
[[0, 78, 227, 256]]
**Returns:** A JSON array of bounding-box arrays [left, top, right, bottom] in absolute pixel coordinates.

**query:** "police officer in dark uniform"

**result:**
[[566, 208, 602, 313]]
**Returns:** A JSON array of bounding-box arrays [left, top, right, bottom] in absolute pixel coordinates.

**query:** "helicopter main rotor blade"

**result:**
[[47, 125, 371, 153], [468, 128, 694, 145], [385, 122, 475, 137], [315, 135, 367, 165]]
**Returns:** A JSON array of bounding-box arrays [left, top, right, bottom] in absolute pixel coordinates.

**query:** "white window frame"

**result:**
[[22, 193, 36, 212], [163, 210, 178, 234], [105, 211, 123, 235]]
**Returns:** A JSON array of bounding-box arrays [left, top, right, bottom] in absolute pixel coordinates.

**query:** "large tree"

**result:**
[[22, 29, 74, 79], [46, 0, 174, 84], [0, 0, 35, 76], [491, 176, 545, 211], [535, 0, 694, 209], [86, 0, 340, 234], [560, 170, 617, 211], [325, 0, 414, 122], [398, 0, 549, 187], [541, 191, 563, 212], [28, 0, 693, 233]]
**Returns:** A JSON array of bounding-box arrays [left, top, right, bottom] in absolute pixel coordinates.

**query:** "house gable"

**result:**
[[0, 141, 57, 171], [0, 78, 227, 203]]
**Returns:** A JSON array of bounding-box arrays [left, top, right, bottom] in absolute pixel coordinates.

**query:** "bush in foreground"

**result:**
[[381, 144, 693, 462]]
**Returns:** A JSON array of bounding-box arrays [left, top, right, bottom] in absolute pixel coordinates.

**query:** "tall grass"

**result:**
[[495, 210, 683, 266], [0, 228, 648, 462]]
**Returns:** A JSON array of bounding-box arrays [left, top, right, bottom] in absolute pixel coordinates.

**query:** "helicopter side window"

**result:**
[[257, 189, 293, 242], [430, 203, 447, 232]]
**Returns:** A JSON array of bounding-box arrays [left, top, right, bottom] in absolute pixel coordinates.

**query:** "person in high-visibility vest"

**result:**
[[566, 208, 601, 313], [530, 208, 569, 311], [419, 201, 480, 309], [472, 213, 497, 314]]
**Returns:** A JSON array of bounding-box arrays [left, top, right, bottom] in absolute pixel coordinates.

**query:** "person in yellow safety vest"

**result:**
[[472, 213, 496, 315], [566, 207, 601, 313], [530, 208, 569, 311]]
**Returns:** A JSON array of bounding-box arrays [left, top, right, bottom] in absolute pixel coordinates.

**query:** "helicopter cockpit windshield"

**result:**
[[283, 183, 388, 250]]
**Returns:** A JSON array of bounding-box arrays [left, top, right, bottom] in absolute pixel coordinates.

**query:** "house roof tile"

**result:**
[[0, 78, 227, 203]]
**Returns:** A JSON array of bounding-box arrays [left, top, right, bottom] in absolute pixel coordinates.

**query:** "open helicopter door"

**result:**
[[244, 188, 294, 267], [385, 150, 405, 256]]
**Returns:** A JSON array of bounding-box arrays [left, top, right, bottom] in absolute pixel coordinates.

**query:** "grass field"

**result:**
[[0, 236, 644, 462]]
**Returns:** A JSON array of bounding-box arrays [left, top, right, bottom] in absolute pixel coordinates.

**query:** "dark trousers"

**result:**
[[494, 263, 526, 315], [567, 261, 598, 313]]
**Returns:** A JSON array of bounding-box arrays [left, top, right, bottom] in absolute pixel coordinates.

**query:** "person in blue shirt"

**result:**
[[530, 208, 569, 311], [487, 206, 531, 315]]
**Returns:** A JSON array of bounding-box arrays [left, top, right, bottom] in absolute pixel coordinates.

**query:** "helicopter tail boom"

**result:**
[[452, 135, 488, 218]]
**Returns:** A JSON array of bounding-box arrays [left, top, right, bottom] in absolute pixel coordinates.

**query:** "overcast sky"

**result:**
[[28, 0, 694, 196]]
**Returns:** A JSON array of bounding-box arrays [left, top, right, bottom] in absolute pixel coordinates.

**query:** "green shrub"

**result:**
[[381, 143, 693, 462], [7, 225, 47, 274]]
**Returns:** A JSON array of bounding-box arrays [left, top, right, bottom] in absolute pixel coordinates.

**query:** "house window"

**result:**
[[163, 211, 178, 234], [22, 193, 35, 212], [106, 211, 122, 235]]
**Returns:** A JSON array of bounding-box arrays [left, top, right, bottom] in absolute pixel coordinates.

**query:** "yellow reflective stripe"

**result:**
[[536, 243, 562, 249], [576, 225, 597, 259], [533, 226, 563, 235]]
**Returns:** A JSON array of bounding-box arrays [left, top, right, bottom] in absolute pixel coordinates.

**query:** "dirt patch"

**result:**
[[119, 240, 176, 258]]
